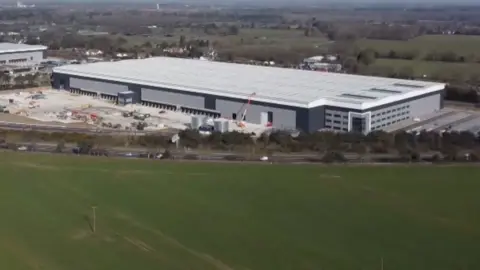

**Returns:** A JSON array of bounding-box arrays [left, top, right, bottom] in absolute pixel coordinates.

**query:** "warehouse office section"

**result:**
[[0, 43, 47, 65], [324, 92, 442, 133], [52, 57, 446, 133], [0, 51, 43, 65]]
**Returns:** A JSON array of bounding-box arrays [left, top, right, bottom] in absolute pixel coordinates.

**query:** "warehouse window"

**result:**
[[232, 113, 237, 120], [8, 58, 27, 63]]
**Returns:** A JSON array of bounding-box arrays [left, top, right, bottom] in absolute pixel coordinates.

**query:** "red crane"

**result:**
[[236, 92, 256, 127]]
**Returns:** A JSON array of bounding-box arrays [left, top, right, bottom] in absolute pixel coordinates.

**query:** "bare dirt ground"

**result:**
[[0, 113, 94, 128], [0, 87, 92, 128]]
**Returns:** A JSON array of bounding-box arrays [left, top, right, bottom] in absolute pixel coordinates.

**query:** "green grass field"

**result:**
[[356, 35, 480, 78], [356, 35, 480, 57], [119, 28, 329, 50], [0, 152, 479, 270], [371, 58, 480, 78]]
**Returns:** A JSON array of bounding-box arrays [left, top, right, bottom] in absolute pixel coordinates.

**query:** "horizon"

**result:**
[[6, 0, 480, 6]]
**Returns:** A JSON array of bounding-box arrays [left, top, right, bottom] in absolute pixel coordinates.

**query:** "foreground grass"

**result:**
[[0, 153, 479, 270]]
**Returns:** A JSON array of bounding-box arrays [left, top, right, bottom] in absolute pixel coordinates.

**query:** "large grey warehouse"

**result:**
[[51, 57, 446, 133]]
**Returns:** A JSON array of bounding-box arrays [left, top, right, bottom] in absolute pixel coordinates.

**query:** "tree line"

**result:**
[[0, 72, 48, 90], [2, 128, 480, 162], [354, 48, 480, 64]]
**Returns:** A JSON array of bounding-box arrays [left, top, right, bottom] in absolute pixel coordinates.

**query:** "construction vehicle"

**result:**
[[132, 111, 150, 121], [123, 111, 132, 117], [235, 92, 256, 128], [133, 113, 146, 121]]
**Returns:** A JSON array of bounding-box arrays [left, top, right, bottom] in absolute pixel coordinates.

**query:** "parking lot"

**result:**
[[389, 108, 480, 133]]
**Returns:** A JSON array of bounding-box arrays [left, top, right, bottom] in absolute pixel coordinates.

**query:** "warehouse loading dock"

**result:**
[[0, 89, 269, 134]]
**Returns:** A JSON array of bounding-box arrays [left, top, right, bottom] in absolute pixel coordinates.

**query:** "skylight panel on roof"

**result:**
[[367, 88, 403, 94], [328, 98, 365, 104], [339, 93, 377, 100], [392, 83, 424, 88]]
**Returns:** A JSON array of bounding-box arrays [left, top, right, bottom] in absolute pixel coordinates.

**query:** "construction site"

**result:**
[[0, 89, 268, 134]]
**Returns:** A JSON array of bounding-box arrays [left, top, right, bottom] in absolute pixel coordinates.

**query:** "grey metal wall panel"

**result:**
[[295, 108, 309, 132], [127, 85, 141, 103], [70, 77, 128, 95], [409, 93, 441, 117], [309, 106, 325, 132], [0, 50, 44, 65], [52, 73, 70, 89], [204, 96, 216, 110], [296, 105, 325, 133], [141, 88, 205, 109], [215, 98, 297, 129]]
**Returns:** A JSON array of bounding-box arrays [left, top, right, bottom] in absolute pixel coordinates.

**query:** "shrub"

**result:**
[[224, 155, 245, 161], [183, 154, 199, 160]]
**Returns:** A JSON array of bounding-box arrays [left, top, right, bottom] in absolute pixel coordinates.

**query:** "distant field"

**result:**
[[118, 28, 329, 50], [0, 152, 479, 270], [356, 35, 480, 57], [371, 58, 480, 78], [356, 35, 480, 77]]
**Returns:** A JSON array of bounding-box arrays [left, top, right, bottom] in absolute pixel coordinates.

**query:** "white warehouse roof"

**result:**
[[53, 57, 445, 110], [0, 43, 47, 54]]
